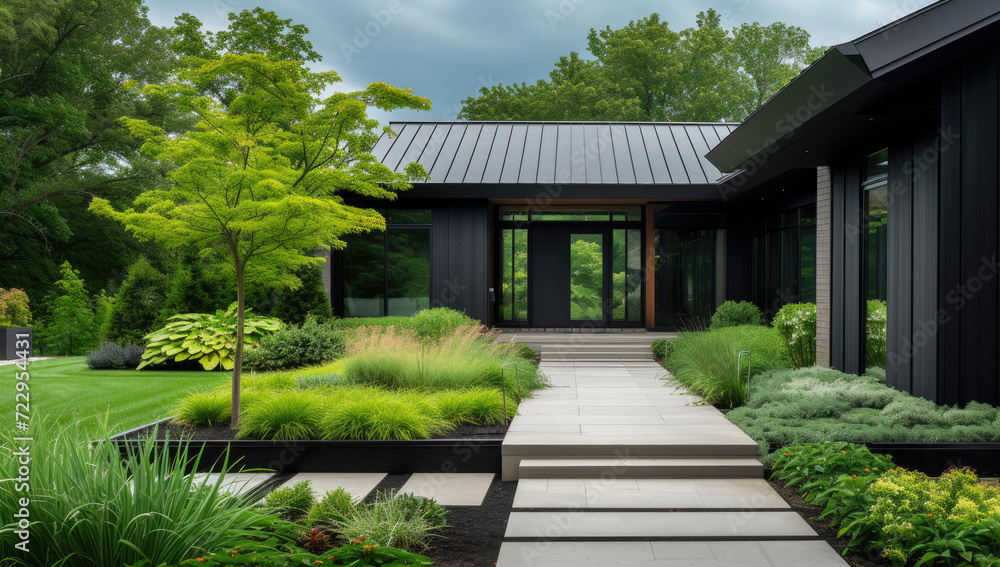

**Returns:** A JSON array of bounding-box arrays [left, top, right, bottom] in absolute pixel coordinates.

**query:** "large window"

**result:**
[[864, 149, 889, 302], [754, 204, 817, 315], [655, 229, 716, 328], [342, 209, 431, 317]]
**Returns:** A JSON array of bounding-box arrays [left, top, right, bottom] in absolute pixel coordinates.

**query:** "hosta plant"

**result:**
[[139, 304, 281, 371]]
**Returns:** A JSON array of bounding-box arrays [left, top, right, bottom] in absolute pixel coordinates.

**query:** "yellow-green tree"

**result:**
[[91, 52, 430, 426]]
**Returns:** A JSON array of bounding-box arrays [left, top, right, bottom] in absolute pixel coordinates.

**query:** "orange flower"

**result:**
[[864, 468, 870, 472], [783, 452, 791, 457], [364, 545, 378, 552], [313, 561, 324, 565], [928, 513, 933, 517], [840, 450, 846, 455]]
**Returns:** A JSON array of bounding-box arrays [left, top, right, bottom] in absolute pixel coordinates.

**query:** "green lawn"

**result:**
[[4, 357, 228, 434]]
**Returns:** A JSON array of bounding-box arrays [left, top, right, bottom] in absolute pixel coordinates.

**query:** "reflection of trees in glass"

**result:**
[[501, 229, 528, 321], [343, 230, 385, 316], [570, 236, 604, 319], [387, 228, 430, 316]]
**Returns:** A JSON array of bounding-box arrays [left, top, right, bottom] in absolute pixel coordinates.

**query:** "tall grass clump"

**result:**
[[336, 491, 448, 551], [665, 326, 789, 407], [175, 390, 231, 426], [342, 324, 544, 400], [434, 389, 512, 425], [0, 421, 289, 567], [321, 391, 447, 440], [237, 390, 325, 440]]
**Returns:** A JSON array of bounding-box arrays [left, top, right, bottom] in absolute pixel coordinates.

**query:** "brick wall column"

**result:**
[[816, 166, 833, 366]]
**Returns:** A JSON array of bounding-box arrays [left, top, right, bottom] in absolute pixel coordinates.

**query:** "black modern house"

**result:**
[[330, 0, 1000, 407]]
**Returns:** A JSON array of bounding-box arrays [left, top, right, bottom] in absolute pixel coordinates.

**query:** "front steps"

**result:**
[[517, 457, 764, 479]]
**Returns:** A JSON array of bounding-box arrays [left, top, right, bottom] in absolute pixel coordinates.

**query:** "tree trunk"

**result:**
[[231, 261, 245, 429]]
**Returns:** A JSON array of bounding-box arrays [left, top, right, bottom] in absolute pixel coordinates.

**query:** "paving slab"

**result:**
[[513, 479, 788, 509], [287, 472, 386, 503], [504, 511, 816, 539], [399, 473, 495, 506], [195, 472, 273, 496], [496, 541, 849, 566]]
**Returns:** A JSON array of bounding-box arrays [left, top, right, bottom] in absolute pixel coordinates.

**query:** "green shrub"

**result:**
[[0, 287, 31, 326], [514, 343, 539, 360], [866, 299, 887, 368], [176, 391, 231, 426], [337, 490, 448, 551], [434, 389, 511, 425], [36, 261, 97, 356], [321, 393, 447, 440], [272, 263, 333, 326], [307, 487, 355, 527], [85, 341, 144, 370], [105, 257, 169, 346], [327, 316, 415, 331], [0, 421, 287, 567], [139, 304, 281, 371], [263, 480, 316, 523], [174, 543, 433, 566], [245, 316, 346, 371], [411, 307, 477, 342], [665, 326, 789, 407], [773, 302, 817, 368], [237, 390, 324, 440], [709, 300, 763, 328], [159, 257, 235, 321]]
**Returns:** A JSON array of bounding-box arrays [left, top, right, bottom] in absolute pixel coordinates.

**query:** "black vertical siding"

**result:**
[[431, 204, 490, 323], [887, 143, 913, 393], [910, 132, 939, 401], [831, 160, 865, 374], [959, 51, 999, 406], [939, 68, 964, 406]]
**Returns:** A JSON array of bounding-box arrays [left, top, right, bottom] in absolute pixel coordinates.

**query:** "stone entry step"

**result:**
[[517, 458, 764, 479], [496, 541, 849, 567], [512, 478, 789, 510], [504, 510, 817, 539]]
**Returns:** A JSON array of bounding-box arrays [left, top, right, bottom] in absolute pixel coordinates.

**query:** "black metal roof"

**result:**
[[372, 121, 738, 186], [706, 0, 1000, 175]]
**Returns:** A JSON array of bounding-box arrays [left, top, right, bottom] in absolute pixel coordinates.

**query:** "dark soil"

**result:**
[[422, 475, 516, 567], [127, 421, 508, 441], [767, 478, 890, 567]]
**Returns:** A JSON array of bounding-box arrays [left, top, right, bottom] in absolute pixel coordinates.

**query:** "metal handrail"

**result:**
[[500, 362, 522, 425], [737, 350, 752, 401]]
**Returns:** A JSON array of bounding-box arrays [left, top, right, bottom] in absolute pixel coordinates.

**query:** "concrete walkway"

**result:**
[[497, 336, 847, 567]]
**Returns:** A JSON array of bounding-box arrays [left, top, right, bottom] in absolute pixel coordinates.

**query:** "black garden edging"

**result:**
[[111, 419, 502, 474], [771, 441, 1000, 476]]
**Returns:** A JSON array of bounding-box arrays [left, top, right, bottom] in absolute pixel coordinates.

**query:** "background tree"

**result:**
[[36, 262, 97, 355], [0, 0, 176, 301], [460, 9, 823, 123], [92, 49, 431, 426], [104, 257, 169, 345]]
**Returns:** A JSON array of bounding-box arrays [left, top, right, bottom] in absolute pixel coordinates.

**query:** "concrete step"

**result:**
[[517, 457, 764, 479]]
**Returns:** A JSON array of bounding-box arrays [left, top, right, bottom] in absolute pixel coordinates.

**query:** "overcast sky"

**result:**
[[144, 0, 936, 125]]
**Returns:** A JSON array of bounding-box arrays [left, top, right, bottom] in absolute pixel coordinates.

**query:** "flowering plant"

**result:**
[[773, 302, 817, 368]]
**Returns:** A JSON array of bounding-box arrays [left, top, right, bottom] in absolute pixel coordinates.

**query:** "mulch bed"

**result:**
[[422, 475, 516, 567], [767, 478, 890, 567]]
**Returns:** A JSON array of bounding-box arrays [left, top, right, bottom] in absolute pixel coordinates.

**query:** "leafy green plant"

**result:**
[[709, 300, 763, 328], [0, 287, 31, 326], [410, 307, 477, 342], [434, 388, 511, 425], [104, 257, 169, 346], [771, 442, 894, 500], [176, 391, 232, 426], [866, 299, 888, 368], [271, 263, 333, 326], [773, 302, 817, 368], [244, 316, 345, 372], [237, 390, 324, 440], [665, 326, 789, 407], [307, 487, 355, 528], [85, 341, 145, 370], [262, 481, 316, 523], [0, 420, 292, 567], [337, 490, 448, 551], [139, 304, 281, 371]]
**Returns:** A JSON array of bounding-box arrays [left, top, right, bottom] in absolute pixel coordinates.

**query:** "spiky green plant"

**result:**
[[236, 390, 324, 440]]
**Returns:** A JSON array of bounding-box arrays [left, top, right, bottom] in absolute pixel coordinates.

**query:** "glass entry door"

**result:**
[[531, 226, 610, 328]]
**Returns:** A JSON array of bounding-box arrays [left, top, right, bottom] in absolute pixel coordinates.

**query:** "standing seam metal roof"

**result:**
[[372, 121, 738, 185]]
